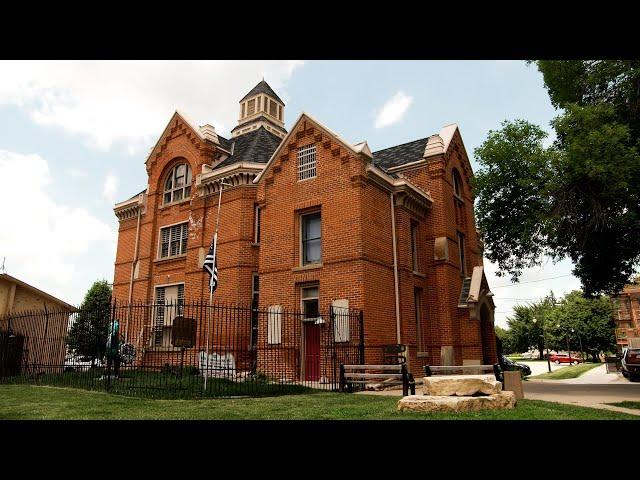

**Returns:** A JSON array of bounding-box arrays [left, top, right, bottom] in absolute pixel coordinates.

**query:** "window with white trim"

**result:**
[[301, 285, 320, 322], [297, 144, 317, 181], [301, 212, 321, 265], [163, 163, 192, 204], [332, 299, 349, 343], [267, 305, 282, 344], [153, 284, 184, 347], [159, 223, 189, 259]]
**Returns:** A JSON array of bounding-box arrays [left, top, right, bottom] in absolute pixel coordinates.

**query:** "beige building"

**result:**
[[0, 273, 76, 374], [0, 273, 76, 316]]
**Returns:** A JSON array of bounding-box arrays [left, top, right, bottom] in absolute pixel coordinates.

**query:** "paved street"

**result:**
[[524, 381, 640, 415]]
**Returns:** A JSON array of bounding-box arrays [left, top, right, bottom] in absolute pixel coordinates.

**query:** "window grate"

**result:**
[[297, 144, 317, 181]]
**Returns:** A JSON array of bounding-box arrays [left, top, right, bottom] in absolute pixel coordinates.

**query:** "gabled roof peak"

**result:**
[[240, 80, 284, 105]]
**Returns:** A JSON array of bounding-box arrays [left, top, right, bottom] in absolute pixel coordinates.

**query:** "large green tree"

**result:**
[[504, 292, 557, 359], [545, 291, 616, 361], [474, 61, 640, 296], [67, 280, 112, 364]]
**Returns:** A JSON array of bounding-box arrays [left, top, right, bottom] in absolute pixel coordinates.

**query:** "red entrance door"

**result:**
[[304, 322, 321, 381]]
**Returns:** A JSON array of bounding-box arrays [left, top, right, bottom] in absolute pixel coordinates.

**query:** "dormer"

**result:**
[[231, 80, 287, 139]]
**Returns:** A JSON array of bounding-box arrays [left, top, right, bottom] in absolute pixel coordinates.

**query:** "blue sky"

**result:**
[[0, 60, 581, 327]]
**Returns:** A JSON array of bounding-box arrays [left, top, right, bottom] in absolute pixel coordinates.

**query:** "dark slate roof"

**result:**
[[215, 127, 282, 169], [239, 80, 285, 105], [217, 134, 232, 152], [372, 137, 430, 172]]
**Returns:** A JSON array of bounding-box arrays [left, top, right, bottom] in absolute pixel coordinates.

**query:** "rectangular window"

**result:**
[[415, 287, 424, 353], [301, 212, 321, 265], [278, 104, 282, 120], [247, 98, 256, 115], [269, 99, 277, 117], [301, 285, 320, 322], [457, 231, 466, 275], [153, 284, 184, 346], [411, 221, 419, 272], [332, 299, 349, 343], [159, 223, 188, 259], [241, 103, 246, 118], [254, 205, 261, 244], [297, 144, 317, 181], [267, 305, 282, 344]]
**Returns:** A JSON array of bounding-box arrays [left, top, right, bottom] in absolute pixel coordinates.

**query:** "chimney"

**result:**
[[200, 124, 219, 144]]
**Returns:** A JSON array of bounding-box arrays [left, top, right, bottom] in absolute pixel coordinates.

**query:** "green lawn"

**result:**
[[531, 363, 601, 380], [606, 401, 640, 410], [0, 385, 638, 420]]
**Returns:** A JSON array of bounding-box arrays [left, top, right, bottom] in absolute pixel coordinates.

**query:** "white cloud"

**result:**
[[102, 173, 118, 203], [67, 168, 88, 178], [0, 149, 116, 303], [485, 258, 582, 329], [374, 90, 413, 128], [0, 60, 304, 153]]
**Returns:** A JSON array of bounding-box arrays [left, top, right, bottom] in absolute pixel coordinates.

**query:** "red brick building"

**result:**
[[612, 283, 640, 349], [112, 81, 497, 380]]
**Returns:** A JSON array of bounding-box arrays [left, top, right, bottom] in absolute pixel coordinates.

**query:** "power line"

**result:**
[[491, 274, 574, 288]]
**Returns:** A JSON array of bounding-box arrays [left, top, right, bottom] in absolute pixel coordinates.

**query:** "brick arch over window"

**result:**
[[161, 158, 193, 205]]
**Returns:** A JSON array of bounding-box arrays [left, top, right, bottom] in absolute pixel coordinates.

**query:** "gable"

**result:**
[[145, 111, 209, 173], [254, 112, 367, 185]]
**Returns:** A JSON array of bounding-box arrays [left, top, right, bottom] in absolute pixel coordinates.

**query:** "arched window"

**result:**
[[163, 163, 192, 204], [452, 169, 463, 198]]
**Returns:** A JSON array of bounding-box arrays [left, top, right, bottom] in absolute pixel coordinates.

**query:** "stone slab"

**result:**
[[423, 375, 502, 396], [503, 370, 524, 399], [397, 391, 517, 413]]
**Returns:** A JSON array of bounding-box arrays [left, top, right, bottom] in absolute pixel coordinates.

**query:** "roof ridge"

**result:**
[[372, 136, 431, 154]]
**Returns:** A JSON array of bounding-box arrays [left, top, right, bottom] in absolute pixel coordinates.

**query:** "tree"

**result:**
[[546, 290, 616, 361], [495, 326, 516, 355], [473, 61, 640, 296], [67, 280, 112, 364], [504, 292, 557, 359]]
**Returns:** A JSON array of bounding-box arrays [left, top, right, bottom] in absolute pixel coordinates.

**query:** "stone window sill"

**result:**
[[154, 254, 187, 264], [158, 198, 191, 211], [292, 263, 323, 272]]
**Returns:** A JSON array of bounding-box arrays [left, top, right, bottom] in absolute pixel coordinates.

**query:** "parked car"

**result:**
[[500, 355, 532, 377], [621, 348, 640, 382], [549, 353, 582, 365]]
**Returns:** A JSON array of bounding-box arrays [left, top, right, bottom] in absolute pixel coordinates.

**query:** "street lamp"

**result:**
[[532, 317, 552, 373]]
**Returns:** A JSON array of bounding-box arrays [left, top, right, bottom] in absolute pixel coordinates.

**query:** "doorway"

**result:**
[[301, 285, 320, 381]]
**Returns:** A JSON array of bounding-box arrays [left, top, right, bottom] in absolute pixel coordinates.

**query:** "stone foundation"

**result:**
[[397, 391, 516, 413]]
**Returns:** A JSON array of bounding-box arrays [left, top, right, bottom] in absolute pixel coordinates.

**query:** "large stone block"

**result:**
[[423, 375, 502, 396], [397, 391, 517, 413]]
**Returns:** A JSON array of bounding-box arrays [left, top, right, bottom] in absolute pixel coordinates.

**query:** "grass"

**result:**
[[606, 401, 640, 410], [531, 362, 601, 380], [0, 368, 312, 399], [0, 384, 638, 420]]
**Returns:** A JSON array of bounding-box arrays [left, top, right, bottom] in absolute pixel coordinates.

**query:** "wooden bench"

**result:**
[[424, 364, 503, 382], [339, 364, 416, 396]]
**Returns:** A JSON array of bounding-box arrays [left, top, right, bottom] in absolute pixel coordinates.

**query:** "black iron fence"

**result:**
[[0, 300, 364, 398]]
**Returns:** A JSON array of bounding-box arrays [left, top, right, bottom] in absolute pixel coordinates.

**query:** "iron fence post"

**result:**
[[358, 310, 364, 365]]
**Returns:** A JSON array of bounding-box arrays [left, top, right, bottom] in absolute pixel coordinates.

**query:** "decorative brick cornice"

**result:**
[[114, 192, 147, 221], [197, 162, 264, 196]]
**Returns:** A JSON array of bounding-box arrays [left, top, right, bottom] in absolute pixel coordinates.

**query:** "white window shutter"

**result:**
[[332, 299, 349, 343], [267, 305, 282, 344]]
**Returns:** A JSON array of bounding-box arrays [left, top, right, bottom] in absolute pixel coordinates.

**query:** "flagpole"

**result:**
[[204, 181, 225, 392]]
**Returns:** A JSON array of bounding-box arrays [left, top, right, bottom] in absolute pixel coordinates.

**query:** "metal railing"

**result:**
[[0, 299, 364, 398]]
